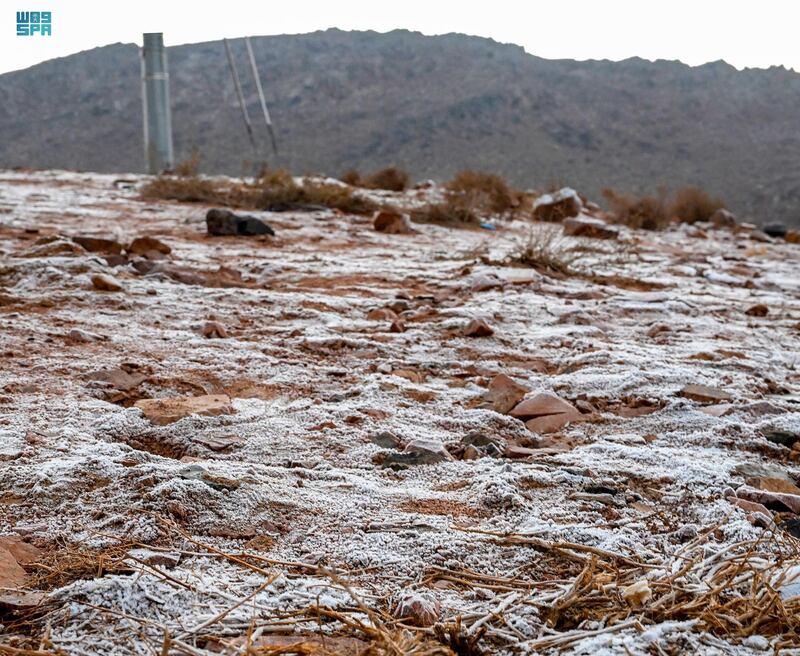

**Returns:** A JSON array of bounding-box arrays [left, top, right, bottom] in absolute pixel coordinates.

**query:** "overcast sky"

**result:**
[[4, 0, 800, 75]]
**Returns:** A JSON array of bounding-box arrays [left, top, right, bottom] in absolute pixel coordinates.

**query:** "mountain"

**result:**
[[2, 29, 799, 225]]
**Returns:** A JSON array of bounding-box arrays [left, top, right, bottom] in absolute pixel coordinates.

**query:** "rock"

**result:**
[[463, 318, 494, 337], [392, 590, 440, 627], [370, 431, 404, 449], [128, 236, 171, 256], [381, 439, 454, 468], [532, 187, 582, 222], [201, 321, 227, 338], [736, 485, 800, 514], [134, 394, 234, 426], [91, 273, 124, 292], [179, 464, 240, 491], [762, 223, 787, 239], [483, 374, 527, 414], [729, 497, 772, 519], [0, 537, 42, 566], [786, 229, 800, 244], [679, 384, 732, 404], [461, 432, 506, 456], [22, 236, 86, 257], [66, 328, 107, 343], [746, 477, 800, 496], [470, 274, 504, 292], [745, 303, 768, 317], [366, 308, 398, 321], [86, 367, 147, 392], [750, 229, 773, 243], [206, 208, 275, 237], [738, 401, 785, 418], [562, 217, 618, 240], [373, 210, 414, 234], [0, 546, 27, 588], [72, 236, 123, 254], [621, 580, 652, 607], [510, 392, 577, 419], [389, 319, 406, 333], [194, 434, 244, 451], [710, 209, 737, 230], [762, 429, 799, 448]]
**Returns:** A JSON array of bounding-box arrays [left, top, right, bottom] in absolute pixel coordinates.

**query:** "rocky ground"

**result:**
[[1, 169, 800, 655]]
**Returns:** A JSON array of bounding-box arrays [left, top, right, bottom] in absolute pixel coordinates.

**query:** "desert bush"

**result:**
[[341, 166, 410, 192], [602, 187, 671, 231], [140, 169, 378, 215], [410, 194, 481, 227], [509, 225, 578, 274], [670, 186, 725, 224], [172, 149, 201, 177], [446, 170, 518, 214]]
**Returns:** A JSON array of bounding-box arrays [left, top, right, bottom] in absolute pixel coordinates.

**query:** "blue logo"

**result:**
[[16, 11, 51, 36]]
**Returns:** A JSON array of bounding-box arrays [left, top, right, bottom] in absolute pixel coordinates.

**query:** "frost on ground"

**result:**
[[1, 169, 800, 655]]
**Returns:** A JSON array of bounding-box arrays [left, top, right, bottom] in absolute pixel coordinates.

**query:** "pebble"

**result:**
[[201, 321, 228, 338], [91, 273, 124, 292], [463, 318, 494, 337], [373, 210, 415, 234], [206, 208, 275, 236], [482, 374, 527, 414], [745, 303, 768, 317], [128, 236, 171, 255], [679, 384, 732, 404], [562, 217, 618, 240]]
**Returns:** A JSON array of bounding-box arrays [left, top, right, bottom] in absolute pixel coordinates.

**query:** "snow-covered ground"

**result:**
[[1, 169, 799, 654]]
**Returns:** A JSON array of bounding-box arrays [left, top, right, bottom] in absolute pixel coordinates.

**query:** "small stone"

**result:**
[[746, 476, 800, 496], [370, 431, 404, 449], [510, 392, 577, 419], [126, 548, 180, 568], [194, 434, 244, 451], [463, 318, 493, 337], [91, 273, 124, 292], [373, 210, 415, 234], [201, 321, 227, 338], [562, 217, 618, 240], [72, 236, 124, 254], [679, 384, 732, 404], [762, 429, 799, 448], [483, 374, 527, 414], [86, 367, 147, 392], [366, 308, 398, 321], [389, 319, 406, 333], [745, 303, 768, 317], [381, 439, 454, 468], [392, 590, 440, 627], [786, 229, 800, 244], [134, 394, 234, 426], [179, 464, 240, 491], [66, 328, 107, 342], [128, 236, 171, 255], [762, 223, 787, 239], [750, 229, 773, 243], [206, 208, 275, 236]]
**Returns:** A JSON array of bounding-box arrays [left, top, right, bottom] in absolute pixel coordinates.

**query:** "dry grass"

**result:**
[[172, 149, 201, 177], [140, 170, 378, 215], [342, 166, 410, 192], [603, 186, 726, 230], [410, 195, 481, 227], [25, 542, 136, 591], [446, 171, 518, 215], [507, 225, 578, 274]]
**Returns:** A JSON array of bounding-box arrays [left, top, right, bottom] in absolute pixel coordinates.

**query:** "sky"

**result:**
[[4, 0, 800, 75]]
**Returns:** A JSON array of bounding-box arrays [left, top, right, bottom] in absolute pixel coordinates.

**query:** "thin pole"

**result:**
[[141, 33, 174, 173], [245, 36, 279, 156], [223, 38, 259, 168]]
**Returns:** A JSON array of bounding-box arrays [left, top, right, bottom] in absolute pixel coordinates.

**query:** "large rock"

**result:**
[[134, 394, 234, 426], [483, 374, 527, 414], [510, 392, 584, 434], [680, 384, 732, 404], [206, 209, 275, 237], [532, 188, 581, 222]]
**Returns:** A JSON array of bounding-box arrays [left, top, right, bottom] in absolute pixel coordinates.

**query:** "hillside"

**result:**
[[1, 29, 800, 225]]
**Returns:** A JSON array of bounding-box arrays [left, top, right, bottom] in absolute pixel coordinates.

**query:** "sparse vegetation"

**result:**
[[172, 149, 201, 177], [410, 194, 481, 227], [603, 186, 726, 230], [140, 169, 379, 215], [602, 187, 671, 230], [341, 166, 410, 191], [446, 170, 519, 214], [508, 225, 578, 274], [670, 186, 725, 224]]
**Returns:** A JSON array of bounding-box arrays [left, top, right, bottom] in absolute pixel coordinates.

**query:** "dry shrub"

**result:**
[[341, 166, 410, 192], [410, 194, 481, 227], [602, 187, 670, 231], [26, 542, 135, 590], [603, 186, 726, 230], [172, 149, 201, 177], [140, 170, 378, 215], [446, 170, 518, 215], [670, 186, 724, 224], [509, 225, 578, 274]]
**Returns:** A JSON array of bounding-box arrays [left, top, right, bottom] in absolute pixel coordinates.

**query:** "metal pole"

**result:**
[[223, 38, 259, 167], [245, 36, 279, 156], [141, 33, 174, 173]]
